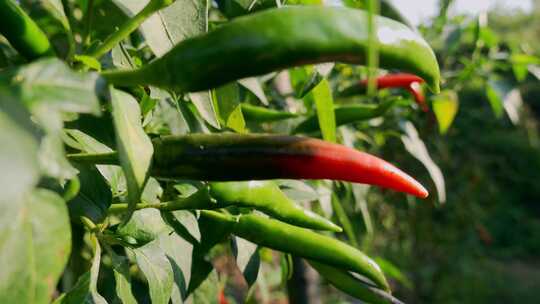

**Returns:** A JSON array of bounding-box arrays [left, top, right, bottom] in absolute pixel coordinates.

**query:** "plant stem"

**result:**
[[87, 0, 170, 58], [82, 0, 95, 46], [60, 0, 77, 60], [331, 191, 359, 248], [366, 0, 380, 98], [108, 187, 213, 213], [67, 152, 119, 165]]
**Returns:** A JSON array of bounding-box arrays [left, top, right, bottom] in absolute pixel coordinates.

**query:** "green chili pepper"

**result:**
[[0, 0, 54, 60], [217, 0, 412, 30], [241, 103, 299, 123], [308, 260, 403, 304], [101, 6, 440, 93], [108, 181, 341, 232], [293, 99, 395, 134], [151, 133, 428, 198], [200, 210, 390, 291], [168, 181, 342, 232], [208, 181, 341, 232]]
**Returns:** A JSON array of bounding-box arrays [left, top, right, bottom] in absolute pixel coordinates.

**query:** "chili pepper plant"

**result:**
[[0, 0, 447, 303]]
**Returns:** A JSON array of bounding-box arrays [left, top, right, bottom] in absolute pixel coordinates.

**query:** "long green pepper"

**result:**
[[102, 6, 440, 93], [0, 0, 54, 60], [200, 210, 390, 291], [309, 260, 403, 304]]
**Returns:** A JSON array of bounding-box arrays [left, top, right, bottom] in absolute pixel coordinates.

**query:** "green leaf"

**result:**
[[68, 164, 112, 223], [0, 91, 40, 203], [307, 79, 336, 142], [157, 226, 196, 303], [510, 54, 540, 81], [64, 129, 126, 196], [486, 79, 505, 118], [277, 180, 320, 202], [111, 88, 154, 220], [56, 235, 106, 304], [145, 94, 190, 135], [401, 121, 445, 203], [0, 58, 104, 179], [486, 77, 520, 123], [109, 250, 137, 304], [212, 83, 246, 132], [189, 270, 220, 304], [297, 63, 334, 98], [502, 88, 523, 125], [32, 106, 78, 179], [73, 55, 102, 71], [238, 77, 269, 105], [432, 90, 459, 134], [117, 209, 170, 246], [113, 0, 208, 57], [133, 240, 174, 304], [161, 210, 201, 302], [232, 237, 260, 287], [2, 58, 101, 114], [189, 91, 220, 129], [0, 189, 71, 304]]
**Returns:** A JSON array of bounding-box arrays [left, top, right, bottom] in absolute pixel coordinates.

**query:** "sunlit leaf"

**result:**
[[2, 58, 101, 114], [113, 0, 207, 57], [232, 237, 260, 287], [432, 90, 459, 134], [238, 77, 269, 105], [212, 83, 246, 132], [401, 121, 446, 203], [190, 91, 220, 129], [111, 88, 154, 220], [0, 190, 71, 304], [307, 79, 336, 142], [0, 91, 40, 203], [133, 240, 174, 304], [64, 129, 126, 196], [109, 250, 137, 304]]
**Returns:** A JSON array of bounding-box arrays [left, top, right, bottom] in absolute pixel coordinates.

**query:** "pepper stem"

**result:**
[[107, 187, 213, 214], [67, 152, 119, 165]]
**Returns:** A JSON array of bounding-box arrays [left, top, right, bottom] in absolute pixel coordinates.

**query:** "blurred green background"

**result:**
[[361, 1, 540, 303]]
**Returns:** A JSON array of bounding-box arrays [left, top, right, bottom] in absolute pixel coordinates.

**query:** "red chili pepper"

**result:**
[[360, 73, 428, 111], [218, 288, 228, 304], [152, 134, 429, 198]]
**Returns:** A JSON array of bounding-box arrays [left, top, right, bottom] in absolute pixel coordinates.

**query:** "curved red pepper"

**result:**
[[152, 134, 428, 198], [275, 137, 428, 198], [361, 73, 428, 111]]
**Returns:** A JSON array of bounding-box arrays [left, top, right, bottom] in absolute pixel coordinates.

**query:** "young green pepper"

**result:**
[[241, 103, 299, 123], [0, 0, 54, 60], [151, 133, 428, 198], [200, 210, 390, 291], [293, 99, 396, 134], [101, 6, 440, 93]]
